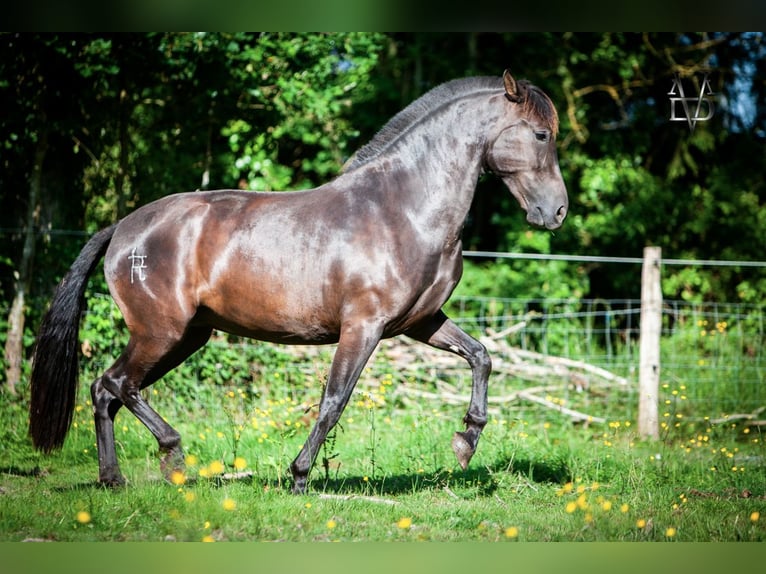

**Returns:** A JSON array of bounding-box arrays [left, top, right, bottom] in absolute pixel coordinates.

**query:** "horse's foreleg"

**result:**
[[407, 311, 491, 470], [91, 378, 126, 487], [290, 320, 384, 494]]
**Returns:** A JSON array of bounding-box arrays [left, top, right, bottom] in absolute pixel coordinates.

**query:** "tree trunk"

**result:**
[[115, 88, 130, 218], [4, 128, 47, 394]]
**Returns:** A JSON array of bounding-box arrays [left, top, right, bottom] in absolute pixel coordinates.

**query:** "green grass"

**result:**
[[1, 344, 764, 542]]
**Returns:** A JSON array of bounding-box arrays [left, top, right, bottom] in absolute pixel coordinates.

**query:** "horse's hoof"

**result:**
[[451, 431, 475, 470], [291, 476, 308, 495], [160, 448, 186, 482], [99, 475, 126, 488]]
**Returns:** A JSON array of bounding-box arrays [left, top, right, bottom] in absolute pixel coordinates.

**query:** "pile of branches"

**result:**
[[364, 322, 630, 425]]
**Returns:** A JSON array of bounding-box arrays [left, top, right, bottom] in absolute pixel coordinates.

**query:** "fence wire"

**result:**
[[3, 239, 764, 425], [65, 294, 763, 422], [447, 296, 765, 419]]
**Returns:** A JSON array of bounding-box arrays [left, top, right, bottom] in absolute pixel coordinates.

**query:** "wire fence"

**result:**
[[446, 295, 764, 417], [61, 292, 761, 429], [455, 250, 766, 424]]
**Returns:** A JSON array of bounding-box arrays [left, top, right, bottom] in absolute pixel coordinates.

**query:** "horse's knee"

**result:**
[[470, 342, 492, 375]]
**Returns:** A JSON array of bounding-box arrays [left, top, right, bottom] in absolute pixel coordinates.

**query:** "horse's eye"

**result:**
[[535, 131, 548, 142]]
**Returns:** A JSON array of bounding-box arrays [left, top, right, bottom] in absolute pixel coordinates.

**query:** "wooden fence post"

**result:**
[[638, 246, 662, 440]]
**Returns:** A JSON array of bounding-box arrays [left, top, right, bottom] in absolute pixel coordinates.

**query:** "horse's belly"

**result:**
[[196, 277, 343, 344], [198, 310, 341, 345]]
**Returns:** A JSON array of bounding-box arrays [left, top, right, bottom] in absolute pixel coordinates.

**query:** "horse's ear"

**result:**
[[503, 69, 523, 103]]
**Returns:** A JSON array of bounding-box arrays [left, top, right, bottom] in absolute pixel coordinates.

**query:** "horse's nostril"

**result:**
[[556, 204, 567, 221]]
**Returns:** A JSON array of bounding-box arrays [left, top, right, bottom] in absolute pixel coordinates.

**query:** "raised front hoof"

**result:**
[[451, 431, 476, 470], [160, 447, 186, 483]]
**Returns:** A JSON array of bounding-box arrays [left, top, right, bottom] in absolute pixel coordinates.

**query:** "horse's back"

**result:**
[[102, 189, 352, 342], [102, 186, 459, 343]]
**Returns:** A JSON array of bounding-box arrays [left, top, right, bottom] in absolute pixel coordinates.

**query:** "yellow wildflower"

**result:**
[[396, 517, 413, 529], [170, 470, 186, 485], [76, 510, 91, 524]]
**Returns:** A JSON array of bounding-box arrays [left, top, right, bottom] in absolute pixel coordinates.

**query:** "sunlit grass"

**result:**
[[2, 337, 764, 542]]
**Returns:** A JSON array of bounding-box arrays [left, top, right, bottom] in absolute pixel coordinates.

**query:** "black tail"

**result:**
[[29, 224, 118, 453]]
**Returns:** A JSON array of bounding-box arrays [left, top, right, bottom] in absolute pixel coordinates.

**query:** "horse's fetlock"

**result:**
[[159, 431, 182, 451], [463, 412, 487, 430]]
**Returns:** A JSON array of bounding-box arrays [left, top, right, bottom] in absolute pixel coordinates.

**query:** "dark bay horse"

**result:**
[[29, 70, 567, 493]]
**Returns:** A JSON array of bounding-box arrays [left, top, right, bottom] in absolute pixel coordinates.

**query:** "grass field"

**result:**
[[1, 336, 764, 542]]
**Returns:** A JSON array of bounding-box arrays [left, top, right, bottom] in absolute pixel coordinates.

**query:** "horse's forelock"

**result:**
[[518, 81, 559, 137]]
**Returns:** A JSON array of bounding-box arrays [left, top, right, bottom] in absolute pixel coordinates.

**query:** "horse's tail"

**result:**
[[29, 224, 118, 453]]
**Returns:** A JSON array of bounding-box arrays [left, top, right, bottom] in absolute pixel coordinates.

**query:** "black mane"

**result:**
[[344, 75, 558, 172], [344, 77, 501, 171]]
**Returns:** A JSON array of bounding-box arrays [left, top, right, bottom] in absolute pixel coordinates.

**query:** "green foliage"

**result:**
[[3, 32, 766, 396], [80, 293, 129, 356], [454, 257, 587, 304], [219, 33, 385, 190]]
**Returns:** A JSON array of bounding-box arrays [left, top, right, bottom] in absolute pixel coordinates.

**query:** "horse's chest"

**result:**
[[384, 246, 462, 332]]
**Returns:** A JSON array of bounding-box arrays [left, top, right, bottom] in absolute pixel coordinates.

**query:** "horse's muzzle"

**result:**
[[528, 202, 567, 230]]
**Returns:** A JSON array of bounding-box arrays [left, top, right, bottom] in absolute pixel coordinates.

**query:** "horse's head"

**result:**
[[485, 70, 568, 230]]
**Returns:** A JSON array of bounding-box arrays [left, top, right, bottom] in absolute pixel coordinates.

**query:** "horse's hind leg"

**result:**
[[91, 379, 126, 486], [406, 311, 492, 470], [91, 326, 212, 485]]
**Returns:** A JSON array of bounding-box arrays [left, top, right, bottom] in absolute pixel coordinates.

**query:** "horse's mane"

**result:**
[[344, 75, 558, 172]]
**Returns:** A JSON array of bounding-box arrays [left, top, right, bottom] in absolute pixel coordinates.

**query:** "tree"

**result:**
[[3, 109, 46, 396], [0, 34, 87, 392], [2, 33, 765, 393], [217, 33, 386, 190]]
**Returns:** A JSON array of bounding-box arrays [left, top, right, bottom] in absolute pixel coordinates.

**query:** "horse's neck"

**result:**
[[346, 104, 494, 237]]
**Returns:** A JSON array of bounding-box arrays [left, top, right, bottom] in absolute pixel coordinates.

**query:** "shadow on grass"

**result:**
[[198, 453, 572, 498], [0, 465, 45, 478], [8, 451, 570, 498], [309, 453, 571, 497]]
